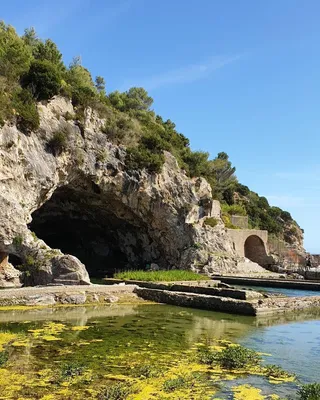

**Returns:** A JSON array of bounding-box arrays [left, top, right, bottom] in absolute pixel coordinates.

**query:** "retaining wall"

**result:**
[[103, 279, 263, 300], [134, 287, 257, 315]]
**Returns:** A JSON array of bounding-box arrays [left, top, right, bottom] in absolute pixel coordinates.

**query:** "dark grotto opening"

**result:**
[[28, 183, 152, 278], [8, 254, 23, 267]]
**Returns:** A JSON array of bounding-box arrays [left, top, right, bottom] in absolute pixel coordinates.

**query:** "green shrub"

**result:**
[[32, 39, 64, 71], [98, 382, 131, 400], [0, 351, 8, 367], [222, 214, 239, 229], [197, 346, 217, 365], [235, 183, 250, 196], [13, 234, 24, 247], [217, 344, 261, 370], [204, 217, 218, 228], [96, 149, 108, 163], [0, 22, 32, 80], [21, 59, 61, 100], [25, 255, 36, 267], [47, 129, 68, 155], [133, 364, 160, 378], [71, 85, 96, 108], [60, 362, 85, 379], [163, 376, 187, 392], [298, 383, 320, 400], [63, 111, 75, 121], [13, 89, 39, 134], [263, 364, 294, 379], [281, 210, 292, 222], [102, 115, 135, 145], [126, 146, 165, 174], [221, 204, 247, 216], [258, 196, 269, 209]]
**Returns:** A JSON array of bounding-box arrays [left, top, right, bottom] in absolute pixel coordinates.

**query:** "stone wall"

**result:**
[[134, 287, 257, 315], [227, 229, 274, 266]]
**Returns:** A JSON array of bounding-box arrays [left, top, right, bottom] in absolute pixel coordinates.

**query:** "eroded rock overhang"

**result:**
[[0, 96, 238, 287]]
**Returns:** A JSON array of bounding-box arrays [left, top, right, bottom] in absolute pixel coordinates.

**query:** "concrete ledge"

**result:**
[[216, 276, 320, 291], [134, 287, 258, 316], [134, 287, 320, 316], [0, 284, 138, 307], [103, 279, 221, 287], [103, 279, 263, 300]]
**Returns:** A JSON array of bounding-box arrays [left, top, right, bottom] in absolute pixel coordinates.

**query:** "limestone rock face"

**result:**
[[0, 96, 245, 287], [0, 252, 21, 287]]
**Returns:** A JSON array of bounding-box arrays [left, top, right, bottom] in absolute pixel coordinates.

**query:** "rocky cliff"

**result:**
[[0, 96, 256, 287]]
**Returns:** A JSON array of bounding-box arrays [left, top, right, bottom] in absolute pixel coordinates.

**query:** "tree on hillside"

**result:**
[[22, 27, 39, 48], [66, 64, 95, 89], [109, 90, 125, 111], [21, 60, 61, 100], [209, 152, 237, 201], [125, 87, 153, 111], [95, 76, 105, 93], [33, 39, 65, 71], [0, 22, 32, 80]]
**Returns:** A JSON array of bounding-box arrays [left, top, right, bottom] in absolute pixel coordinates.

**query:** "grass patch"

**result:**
[[113, 269, 208, 282], [98, 382, 131, 400], [298, 383, 320, 400], [204, 217, 219, 228], [163, 375, 187, 392]]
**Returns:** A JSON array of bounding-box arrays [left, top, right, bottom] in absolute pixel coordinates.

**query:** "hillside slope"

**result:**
[[0, 22, 304, 285]]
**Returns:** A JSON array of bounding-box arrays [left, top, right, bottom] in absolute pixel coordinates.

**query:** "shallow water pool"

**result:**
[[232, 284, 320, 297], [0, 304, 319, 399]]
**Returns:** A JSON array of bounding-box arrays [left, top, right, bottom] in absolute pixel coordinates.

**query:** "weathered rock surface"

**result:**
[[0, 96, 267, 287]]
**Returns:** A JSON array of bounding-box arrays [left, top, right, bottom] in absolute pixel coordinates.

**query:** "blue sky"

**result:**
[[2, 0, 320, 253]]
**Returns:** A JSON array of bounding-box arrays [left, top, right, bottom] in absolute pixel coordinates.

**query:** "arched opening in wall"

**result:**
[[28, 181, 159, 278], [244, 235, 269, 266]]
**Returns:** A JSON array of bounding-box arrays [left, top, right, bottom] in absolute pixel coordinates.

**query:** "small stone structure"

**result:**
[[227, 229, 274, 266], [231, 215, 248, 229], [312, 255, 320, 267]]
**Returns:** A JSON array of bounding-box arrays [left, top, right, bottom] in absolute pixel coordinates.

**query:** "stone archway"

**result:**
[[244, 235, 269, 266], [227, 229, 274, 267]]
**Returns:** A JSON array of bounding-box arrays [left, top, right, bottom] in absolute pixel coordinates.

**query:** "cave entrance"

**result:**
[[244, 235, 269, 266], [29, 182, 149, 278]]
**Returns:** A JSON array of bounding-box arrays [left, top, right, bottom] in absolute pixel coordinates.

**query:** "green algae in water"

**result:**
[[0, 304, 316, 399]]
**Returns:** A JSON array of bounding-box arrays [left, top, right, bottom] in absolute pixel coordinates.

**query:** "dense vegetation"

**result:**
[[0, 22, 300, 240], [113, 269, 208, 282]]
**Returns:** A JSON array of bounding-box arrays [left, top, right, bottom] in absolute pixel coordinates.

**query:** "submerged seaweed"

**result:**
[[0, 304, 312, 399]]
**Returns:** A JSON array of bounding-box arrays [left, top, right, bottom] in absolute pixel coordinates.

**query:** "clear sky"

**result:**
[[2, 0, 320, 253]]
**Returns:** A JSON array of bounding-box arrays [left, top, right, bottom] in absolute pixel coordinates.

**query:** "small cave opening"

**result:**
[[8, 254, 23, 267], [28, 183, 151, 278]]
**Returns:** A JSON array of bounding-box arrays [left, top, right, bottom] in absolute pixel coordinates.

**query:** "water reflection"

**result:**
[[0, 303, 319, 391]]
